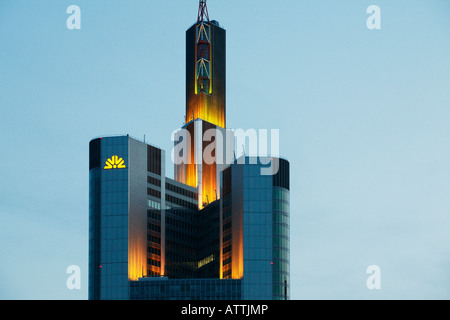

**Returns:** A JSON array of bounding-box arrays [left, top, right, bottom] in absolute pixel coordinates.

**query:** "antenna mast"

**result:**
[[197, 0, 210, 23]]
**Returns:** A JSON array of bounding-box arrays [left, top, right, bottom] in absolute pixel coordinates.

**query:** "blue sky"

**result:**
[[0, 0, 449, 299]]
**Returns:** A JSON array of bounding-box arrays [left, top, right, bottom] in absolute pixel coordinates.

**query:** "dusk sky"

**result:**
[[0, 0, 449, 299]]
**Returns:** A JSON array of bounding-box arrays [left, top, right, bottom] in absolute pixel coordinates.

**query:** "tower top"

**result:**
[[197, 0, 210, 23]]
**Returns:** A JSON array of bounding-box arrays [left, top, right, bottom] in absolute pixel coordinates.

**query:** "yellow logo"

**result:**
[[104, 155, 126, 170]]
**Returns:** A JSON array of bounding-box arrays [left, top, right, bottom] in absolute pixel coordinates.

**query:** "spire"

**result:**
[[197, 0, 210, 23]]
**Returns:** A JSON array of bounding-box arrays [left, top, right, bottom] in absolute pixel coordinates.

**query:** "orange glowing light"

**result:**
[[187, 97, 225, 129]]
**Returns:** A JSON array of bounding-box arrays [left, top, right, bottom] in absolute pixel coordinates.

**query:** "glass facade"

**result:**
[[220, 157, 290, 300], [241, 163, 273, 300], [89, 136, 165, 299], [272, 187, 290, 300], [90, 138, 290, 300], [88, 164, 101, 299], [89, 136, 129, 300], [164, 200, 220, 279], [130, 278, 241, 300]]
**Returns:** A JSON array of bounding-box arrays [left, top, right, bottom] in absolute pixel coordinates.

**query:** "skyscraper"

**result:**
[[89, 0, 290, 300], [220, 157, 290, 299], [175, 5, 231, 209]]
